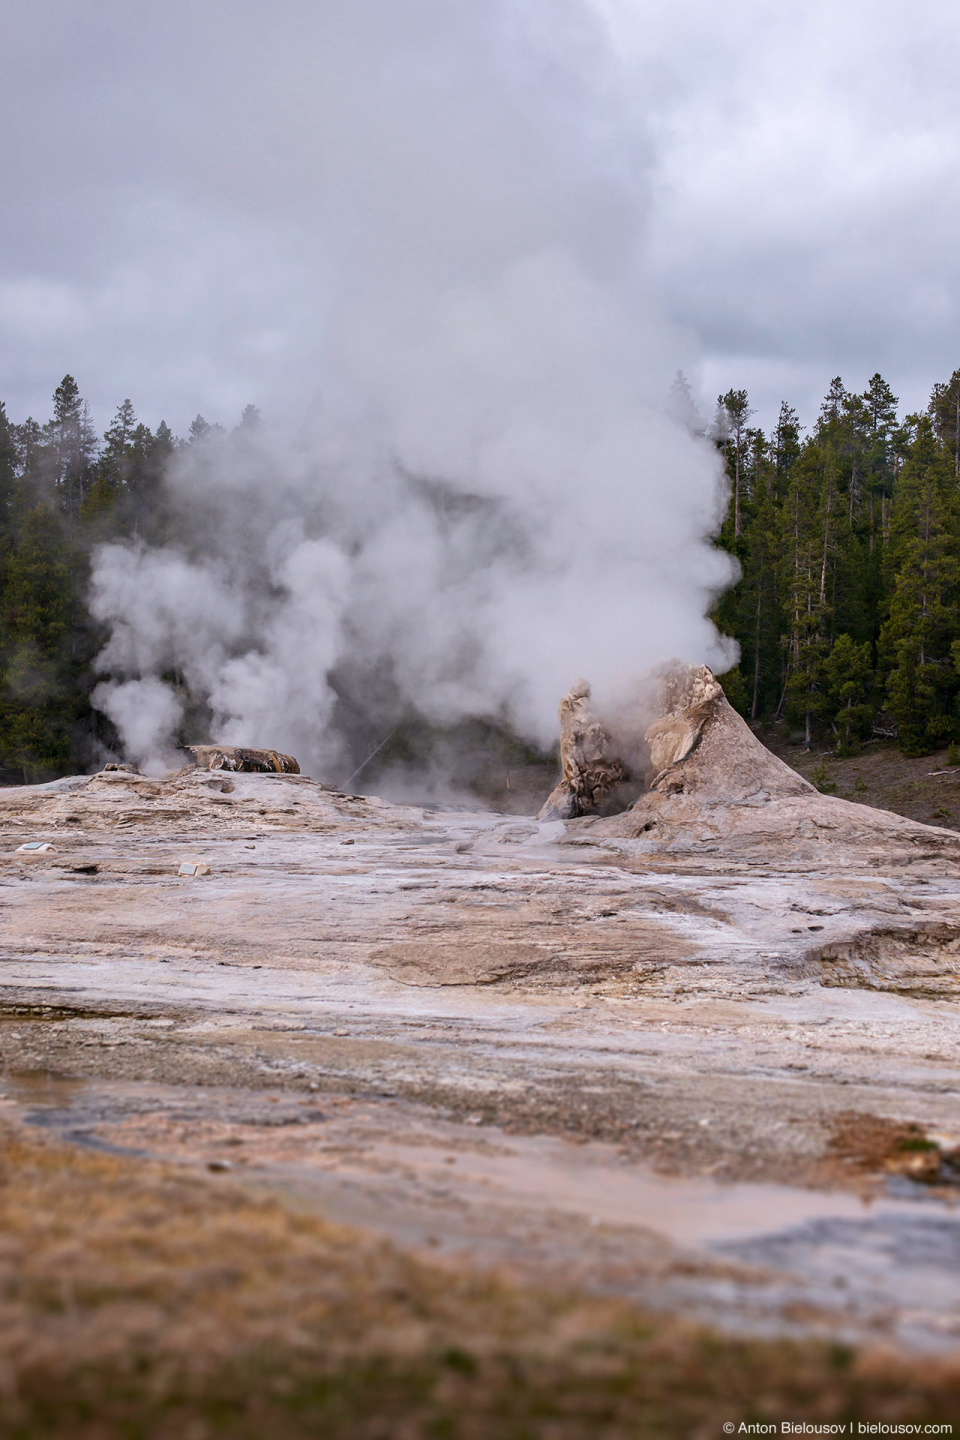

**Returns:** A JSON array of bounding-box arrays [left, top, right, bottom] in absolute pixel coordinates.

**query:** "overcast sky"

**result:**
[[2, 0, 959, 439]]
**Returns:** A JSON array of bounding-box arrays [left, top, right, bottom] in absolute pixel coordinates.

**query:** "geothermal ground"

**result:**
[[1, 750, 960, 1432]]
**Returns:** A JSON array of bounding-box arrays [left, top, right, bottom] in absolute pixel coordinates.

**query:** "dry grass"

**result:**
[[0, 1125, 957, 1438], [828, 1110, 952, 1183], [762, 731, 960, 829]]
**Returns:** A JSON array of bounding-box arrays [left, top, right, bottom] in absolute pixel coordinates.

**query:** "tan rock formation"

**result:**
[[537, 679, 629, 820], [186, 745, 300, 775], [641, 664, 813, 805], [577, 665, 960, 870]]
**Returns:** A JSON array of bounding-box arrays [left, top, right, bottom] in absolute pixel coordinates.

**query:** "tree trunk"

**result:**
[[751, 578, 763, 720]]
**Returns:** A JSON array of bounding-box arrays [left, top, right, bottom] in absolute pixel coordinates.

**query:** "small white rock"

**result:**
[[178, 859, 211, 877]]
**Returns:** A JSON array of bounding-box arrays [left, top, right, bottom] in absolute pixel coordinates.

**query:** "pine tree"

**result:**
[[127, 423, 155, 487], [83, 399, 143, 537], [780, 442, 834, 742], [0, 504, 80, 779], [880, 417, 960, 752], [127, 420, 176, 543], [716, 389, 754, 538], [863, 373, 899, 437], [819, 376, 849, 427], [47, 376, 97, 517], [0, 404, 16, 540], [667, 372, 704, 435], [188, 414, 224, 445], [101, 399, 137, 488], [79, 471, 119, 530], [823, 634, 873, 752], [13, 419, 44, 482], [154, 420, 175, 454], [0, 404, 17, 615], [772, 402, 802, 502], [743, 434, 786, 718], [929, 368, 960, 479], [859, 373, 900, 556]]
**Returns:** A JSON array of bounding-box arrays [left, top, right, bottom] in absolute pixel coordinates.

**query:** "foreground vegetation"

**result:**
[[3, 366, 960, 779], [0, 1125, 956, 1439]]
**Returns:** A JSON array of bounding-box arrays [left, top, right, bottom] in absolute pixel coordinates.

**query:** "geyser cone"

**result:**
[[537, 679, 631, 820], [568, 665, 960, 871], [186, 746, 300, 775], [642, 665, 813, 805]]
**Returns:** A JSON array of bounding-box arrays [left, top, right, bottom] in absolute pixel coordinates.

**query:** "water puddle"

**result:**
[[374, 1132, 957, 1245], [3, 1068, 86, 1109]]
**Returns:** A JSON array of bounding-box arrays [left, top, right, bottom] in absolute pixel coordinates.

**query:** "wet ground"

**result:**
[[0, 767, 959, 1357], [3, 1066, 959, 1355]]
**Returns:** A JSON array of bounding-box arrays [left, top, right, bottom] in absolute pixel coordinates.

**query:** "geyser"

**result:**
[[574, 665, 960, 872], [537, 680, 631, 821], [88, 1, 736, 784]]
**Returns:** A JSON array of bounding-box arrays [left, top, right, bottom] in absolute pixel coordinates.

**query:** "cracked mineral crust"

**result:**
[[0, 673, 959, 1356]]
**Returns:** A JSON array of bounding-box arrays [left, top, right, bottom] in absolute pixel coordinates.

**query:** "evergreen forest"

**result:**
[[711, 371, 960, 756], [2, 369, 960, 782]]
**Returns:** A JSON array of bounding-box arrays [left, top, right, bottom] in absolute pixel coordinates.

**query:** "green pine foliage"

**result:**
[[0, 379, 181, 778], [0, 503, 83, 779], [0, 379, 270, 779], [714, 368, 960, 756], [879, 417, 960, 752]]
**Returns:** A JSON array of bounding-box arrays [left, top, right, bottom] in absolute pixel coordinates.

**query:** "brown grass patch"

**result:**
[[0, 1125, 957, 1437], [828, 1110, 948, 1182], [761, 732, 960, 829]]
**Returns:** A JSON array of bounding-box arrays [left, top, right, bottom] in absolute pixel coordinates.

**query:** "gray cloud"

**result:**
[[4, 1, 958, 430], [0, 0, 647, 427], [608, 0, 960, 424]]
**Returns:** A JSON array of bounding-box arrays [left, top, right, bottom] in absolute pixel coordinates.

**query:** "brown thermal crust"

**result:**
[[187, 745, 300, 774], [538, 681, 627, 820]]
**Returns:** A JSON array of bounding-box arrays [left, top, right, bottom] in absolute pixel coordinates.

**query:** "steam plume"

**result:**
[[89, 0, 736, 782]]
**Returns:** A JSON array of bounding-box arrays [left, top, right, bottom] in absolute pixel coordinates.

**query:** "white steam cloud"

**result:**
[[89, 0, 736, 782]]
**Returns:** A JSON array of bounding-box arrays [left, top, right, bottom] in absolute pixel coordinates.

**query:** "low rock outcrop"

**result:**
[[186, 745, 300, 775]]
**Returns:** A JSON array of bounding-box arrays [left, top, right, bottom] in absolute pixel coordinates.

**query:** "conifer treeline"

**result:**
[[710, 369, 960, 754], [0, 379, 257, 779], [1, 369, 960, 781]]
